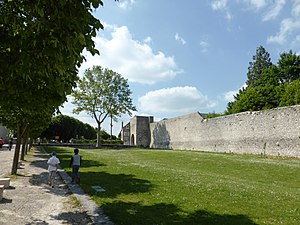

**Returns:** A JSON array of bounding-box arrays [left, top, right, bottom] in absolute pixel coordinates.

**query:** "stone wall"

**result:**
[[149, 106, 300, 157]]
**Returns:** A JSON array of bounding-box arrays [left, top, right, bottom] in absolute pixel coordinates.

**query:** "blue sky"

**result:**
[[60, 0, 300, 135]]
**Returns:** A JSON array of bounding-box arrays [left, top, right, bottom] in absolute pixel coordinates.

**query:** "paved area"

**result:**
[[0, 146, 113, 225]]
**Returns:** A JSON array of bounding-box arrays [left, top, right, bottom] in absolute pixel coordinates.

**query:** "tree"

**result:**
[[72, 66, 136, 147], [0, 0, 104, 174], [227, 47, 300, 115], [277, 50, 300, 83], [246, 45, 273, 87], [227, 46, 278, 114]]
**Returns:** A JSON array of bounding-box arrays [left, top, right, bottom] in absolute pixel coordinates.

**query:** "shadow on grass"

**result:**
[[80, 171, 153, 198], [102, 201, 258, 225]]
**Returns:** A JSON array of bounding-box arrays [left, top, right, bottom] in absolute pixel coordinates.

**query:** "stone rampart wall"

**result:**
[[149, 106, 300, 157]]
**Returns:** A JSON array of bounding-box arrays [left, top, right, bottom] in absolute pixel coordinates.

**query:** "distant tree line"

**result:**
[[40, 115, 119, 143]]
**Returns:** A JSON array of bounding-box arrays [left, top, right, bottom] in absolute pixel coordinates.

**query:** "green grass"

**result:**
[[43, 146, 300, 225]]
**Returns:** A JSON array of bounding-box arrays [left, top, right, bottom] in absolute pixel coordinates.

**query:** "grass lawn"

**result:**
[[43, 146, 300, 225]]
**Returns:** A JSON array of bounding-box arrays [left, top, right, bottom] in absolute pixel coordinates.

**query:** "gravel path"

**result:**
[[0, 146, 113, 225]]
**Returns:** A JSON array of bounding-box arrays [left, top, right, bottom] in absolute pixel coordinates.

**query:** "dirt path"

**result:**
[[0, 147, 95, 225]]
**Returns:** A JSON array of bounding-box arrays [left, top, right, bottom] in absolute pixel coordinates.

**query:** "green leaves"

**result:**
[[227, 47, 300, 114], [0, 0, 104, 134]]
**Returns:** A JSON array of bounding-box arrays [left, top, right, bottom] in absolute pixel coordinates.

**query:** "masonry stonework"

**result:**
[[123, 116, 153, 147], [148, 106, 300, 157]]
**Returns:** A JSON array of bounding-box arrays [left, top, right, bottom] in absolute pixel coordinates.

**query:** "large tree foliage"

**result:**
[[72, 66, 136, 147], [246, 45, 273, 87], [0, 0, 104, 174], [277, 50, 300, 83], [227, 48, 300, 115]]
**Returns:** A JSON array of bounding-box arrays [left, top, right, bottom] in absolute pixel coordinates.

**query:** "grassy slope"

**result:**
[[44, 147, 300, 225]]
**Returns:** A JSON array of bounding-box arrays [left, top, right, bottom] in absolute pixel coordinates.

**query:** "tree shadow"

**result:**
[[25, 220, 48, 225], [80, 171, 153, 198], [49, 211, 93, 225], [29, 172, 49, 186], [0, 198, 13, 204], [102, 201, 258, 225]]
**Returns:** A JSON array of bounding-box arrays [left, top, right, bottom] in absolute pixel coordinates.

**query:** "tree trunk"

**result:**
[[110, 115, 113, 144], [20, 138, 26, 160], [96, 122, 101, 147], [11, 126, 22, 175]]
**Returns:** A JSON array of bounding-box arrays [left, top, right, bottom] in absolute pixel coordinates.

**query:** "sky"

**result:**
[[60, 0, 300, 135]]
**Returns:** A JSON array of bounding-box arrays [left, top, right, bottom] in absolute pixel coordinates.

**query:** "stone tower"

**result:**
[[121, 116, 153, 147]]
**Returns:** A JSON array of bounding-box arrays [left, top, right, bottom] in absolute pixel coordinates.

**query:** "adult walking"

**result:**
[[8, 138, 13, 151], [69, 148, 82, 184]]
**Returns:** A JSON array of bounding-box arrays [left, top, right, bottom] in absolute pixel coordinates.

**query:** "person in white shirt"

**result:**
[[47, 152, 60, 188], [69, 148, 82, 184]]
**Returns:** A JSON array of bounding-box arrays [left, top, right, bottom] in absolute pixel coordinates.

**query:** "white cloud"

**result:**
[[117, 0, 135, 10], [223, 90, 237, 102], [79, 25, 182, 84], [291, 34, 300, 48], [143, 36, 152, 44], [223, 83, 247, 102], [212, 0, 286, 22], [292, 0, 300, 17], [211, 0, 232, 20], [262, 0, 286, 21], [199, 41, 209, 53], [175, 33, 187, 45], [211, 0, 228, 11], [265, 0, 300, 45], [138, 86, 216, 114], [267, 17, 300, 44], [243, 0, 268, 11]]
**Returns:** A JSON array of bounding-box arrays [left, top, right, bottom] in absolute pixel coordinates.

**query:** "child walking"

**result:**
[[47, 152, 60, 188], [69, 148, 82, 184]]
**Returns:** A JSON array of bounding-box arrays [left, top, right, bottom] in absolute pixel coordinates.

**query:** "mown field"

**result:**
[[44, 146, 300, 225]]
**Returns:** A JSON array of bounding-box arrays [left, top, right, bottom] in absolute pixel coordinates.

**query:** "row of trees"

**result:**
[[0, 1, 123, 174], [41, 115, 96, 142], [40, 114, 118, 143], [226, 46, 300, 114]]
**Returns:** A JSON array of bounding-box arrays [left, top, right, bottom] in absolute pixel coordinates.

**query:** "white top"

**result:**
[[47, 156, 60, 171], [72, 154, 81, 166]]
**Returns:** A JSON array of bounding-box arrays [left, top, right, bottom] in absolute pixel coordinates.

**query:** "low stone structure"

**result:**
[[0, 178, 10, 188], [122, 105, 300, 158]]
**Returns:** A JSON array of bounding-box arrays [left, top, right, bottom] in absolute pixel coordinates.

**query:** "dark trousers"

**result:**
[[72, 165, 80, 183]]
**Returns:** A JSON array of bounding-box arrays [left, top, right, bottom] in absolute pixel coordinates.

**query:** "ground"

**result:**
[[0, 147, 95, 225]]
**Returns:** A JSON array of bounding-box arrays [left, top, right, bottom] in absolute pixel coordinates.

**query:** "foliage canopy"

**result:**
[[0, 0, 104, 174], [72, 66, 136, 146]]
